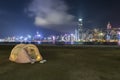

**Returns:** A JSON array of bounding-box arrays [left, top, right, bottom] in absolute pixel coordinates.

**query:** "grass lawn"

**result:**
[[0, 45, 120, 80]]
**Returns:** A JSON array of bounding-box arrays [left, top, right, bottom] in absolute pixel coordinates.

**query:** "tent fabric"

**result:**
[[9, 44, 43, 63]]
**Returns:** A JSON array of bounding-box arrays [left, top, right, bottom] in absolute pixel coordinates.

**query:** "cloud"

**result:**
[[27, 0, 75, 29]]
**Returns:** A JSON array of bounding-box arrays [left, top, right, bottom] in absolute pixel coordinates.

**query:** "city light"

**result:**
[[0, 21, 120, 43], [27, 35, 32, 39], [78, 18, 82, 22]]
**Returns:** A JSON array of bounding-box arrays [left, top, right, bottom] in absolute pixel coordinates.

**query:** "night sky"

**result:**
[[0, 0, 120, 37]]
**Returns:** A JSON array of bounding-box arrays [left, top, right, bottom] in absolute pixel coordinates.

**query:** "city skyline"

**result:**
[[0, 0, 120, 37]]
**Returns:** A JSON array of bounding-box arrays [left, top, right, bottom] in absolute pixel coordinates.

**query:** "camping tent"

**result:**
[[9, 44, 43, 63]]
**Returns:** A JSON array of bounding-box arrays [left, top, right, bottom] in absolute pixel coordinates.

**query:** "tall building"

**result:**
[[107, 22, 112, 29], [78, 18, 83, 40], [75, 29, 78, 41], [106, 22, 112, 41]]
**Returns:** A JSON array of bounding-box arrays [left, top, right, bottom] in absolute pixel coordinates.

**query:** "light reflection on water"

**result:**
[[0, 41, 119, 46]]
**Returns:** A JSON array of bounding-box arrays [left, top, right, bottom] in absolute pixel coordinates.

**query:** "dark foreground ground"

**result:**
[[0, 45, 120, 80]]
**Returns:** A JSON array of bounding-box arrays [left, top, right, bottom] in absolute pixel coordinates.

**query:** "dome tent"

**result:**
[[9, 44, 43, 63]]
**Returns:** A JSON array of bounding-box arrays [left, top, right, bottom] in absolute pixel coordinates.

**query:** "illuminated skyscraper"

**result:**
[[78, 18, 83, 40], [107, 22, 112, 29], [75, 29, 78, 41], [106, 22, 112, 41]]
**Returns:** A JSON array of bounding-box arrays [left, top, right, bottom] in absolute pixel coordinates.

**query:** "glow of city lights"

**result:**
[[118, 32, 120, 35], [52, 36, 55, 40], [70, 34, 74, 36], [20, 36, 23, 39], [37, 31, 39, 34], [99, 33, 104, 36], [24, 37, 28, 41], [37, 41, 41, 44], [118, 41, 120, 46], [78, 18, 82, 22], [37, 34, 41, 37], [27, 35, 32, 38]]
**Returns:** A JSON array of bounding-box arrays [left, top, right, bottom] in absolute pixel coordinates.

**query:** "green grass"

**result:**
[[0, 45, 120, 80]]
